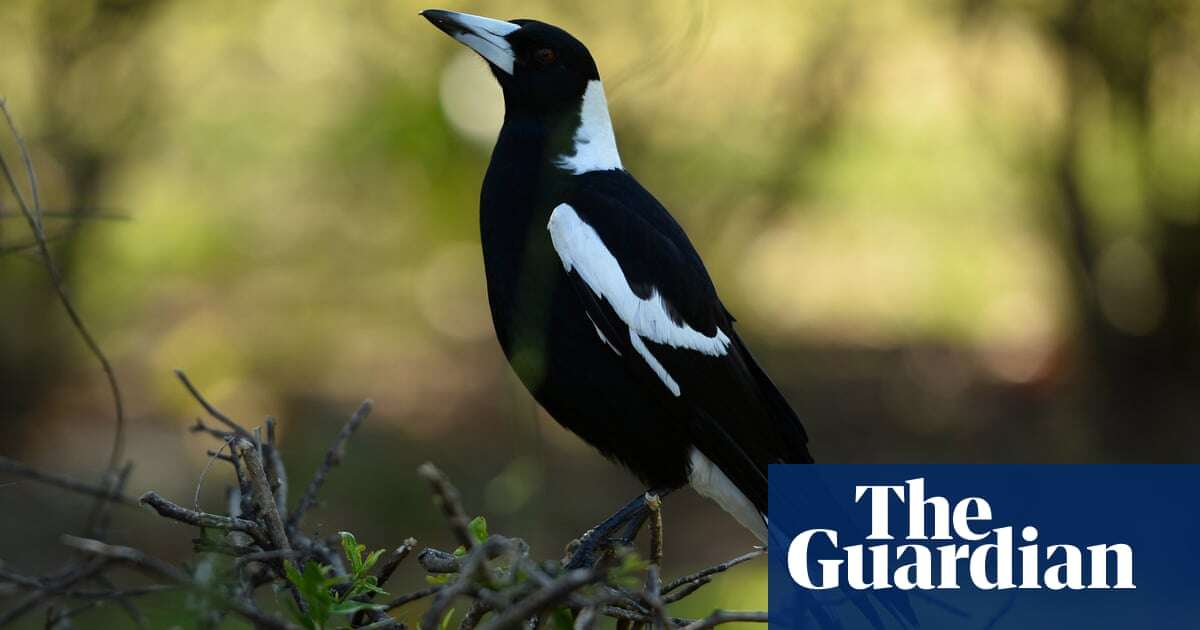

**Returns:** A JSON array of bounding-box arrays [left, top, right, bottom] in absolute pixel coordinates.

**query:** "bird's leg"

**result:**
[[613, 487, 674, 547], [565, 487, 674, 569]]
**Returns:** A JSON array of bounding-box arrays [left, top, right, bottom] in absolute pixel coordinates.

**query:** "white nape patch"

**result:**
[[448, 13, 520, 75], [547, 203, 732, 395], [689, 449, 766, 542], [586, 313, 621, 356], [629, 331, 679, 396], [555, 81, 623, 174]]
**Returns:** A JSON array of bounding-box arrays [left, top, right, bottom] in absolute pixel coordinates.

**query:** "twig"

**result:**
[[663, 578, 710, 604], [235, 440, 291, 554], [678, 610, 767, 629], [61, 535, 295, 630], [287, 400, 373, 528], [661, 548, 765, 595], [0, 560, 111, 627], [421, 537, 508, 630], [0, 100, 125, 471], [417, 462, 475, 551], [643, 565, 669, 630], [574, 606, 597, 630], [384, 584, 445, 611], [265, 416, 288, 515], [457, 599, 491, 630], [475, 569, 598, 630], [418, 548, 462, 574], [376, 538, 417, 589], [139, 491, 265, 539], [0, 457, 137, 506], [173, 370, 253, 439], [195, 436, 235, 512], [233, 550, 302, 569]]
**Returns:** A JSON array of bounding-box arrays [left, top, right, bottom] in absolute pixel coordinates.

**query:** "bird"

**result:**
[[421, 9, 814, 554]]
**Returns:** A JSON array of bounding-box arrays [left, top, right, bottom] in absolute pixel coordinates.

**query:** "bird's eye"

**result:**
[[534, 48, 556, 64]]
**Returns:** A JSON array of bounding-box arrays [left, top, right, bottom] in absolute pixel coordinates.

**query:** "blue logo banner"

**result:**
[[767, 465, 1200, 629]]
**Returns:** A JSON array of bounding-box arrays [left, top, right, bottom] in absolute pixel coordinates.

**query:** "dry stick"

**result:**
[[0, 457, 137, 506], [643, 565, 669, 630], [679, 610, 768, 629], [384, 584, 445, 611], [418, 548, 462, 574], [0, 560, 111, 626], [356, 617, 404, 630], [663, 578, 710, 604], [475, 569, 599, 630], [265, 416, 288, 515], [420, 536, 513, 630], [56, 584, 177, 600], [236, 440, 291, 555], [139, 491, 266, 540], [574, 606, 598, 630], [173, 370, 253, 439], [457, 599, 491, 630], [194, 436, 235, 512], [61, 536, 294, 630], [375, 538, 417, 589], [287, 400, 374, 528], [417, 462, 476, 551], [350, 538, 420, 627], [0, 100, 125, 472], [661, 548, 765, 595]]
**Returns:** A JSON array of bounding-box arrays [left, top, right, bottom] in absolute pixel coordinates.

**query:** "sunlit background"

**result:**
[[2, 0, 1199, 626]]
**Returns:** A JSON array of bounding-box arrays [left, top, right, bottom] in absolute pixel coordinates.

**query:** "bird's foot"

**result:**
[[564, 488, 672, 569]]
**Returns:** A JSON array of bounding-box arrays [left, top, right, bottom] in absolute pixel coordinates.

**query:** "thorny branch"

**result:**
[[0, 104, 766, 629]]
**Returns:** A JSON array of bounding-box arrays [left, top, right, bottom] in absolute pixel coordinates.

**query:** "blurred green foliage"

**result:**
[[2, 0, 1199, 627]]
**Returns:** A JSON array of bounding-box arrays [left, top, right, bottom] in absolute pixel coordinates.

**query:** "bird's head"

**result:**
[[422, 9, 600, 117]]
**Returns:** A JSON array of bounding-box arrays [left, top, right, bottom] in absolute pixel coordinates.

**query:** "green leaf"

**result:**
[[550, 607, 575, 630], [425, 573, 454, 585], [439, 608, 456, 630], [467, 516, 488, 543], [363, 548, 385, 574], [339, 531, 366, 574], [328, 600, 387, 616]]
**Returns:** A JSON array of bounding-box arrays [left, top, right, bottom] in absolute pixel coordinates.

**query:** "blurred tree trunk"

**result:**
[[1045, 0, 1200, 456]]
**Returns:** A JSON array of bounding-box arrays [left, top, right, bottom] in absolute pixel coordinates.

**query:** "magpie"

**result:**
[[421, 9, 813, 551]]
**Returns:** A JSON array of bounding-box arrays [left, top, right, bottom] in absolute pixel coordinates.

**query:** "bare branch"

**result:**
[[384, 584, 445, 611], [0, 99, 126, 478], [377, 538, 417, 588], [679, 610, 768, 629], [417, 462, 475, 551], [475, 568, 598, 630], [287, 399, 373, 528], [235, 440, 291, 554], [139, 491, 265, 539], [61, 536, 295, 630], [173, 370, 253, 439], [0, 457, 137, 506], [662, 548, 765, 595]]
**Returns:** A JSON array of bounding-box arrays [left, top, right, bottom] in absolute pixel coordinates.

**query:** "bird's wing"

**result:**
[[546, 176, 813, 517]]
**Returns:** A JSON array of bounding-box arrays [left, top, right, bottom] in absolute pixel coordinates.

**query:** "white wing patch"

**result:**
[[629, 332, 679, 396], [689, 448, 767, 542], [547, 203, 732, 396], [554, 81, 623, 174], [586, 313, 621, 356]]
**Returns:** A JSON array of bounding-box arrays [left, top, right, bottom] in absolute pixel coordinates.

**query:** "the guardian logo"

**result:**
[[787, 478, 1136, 591]]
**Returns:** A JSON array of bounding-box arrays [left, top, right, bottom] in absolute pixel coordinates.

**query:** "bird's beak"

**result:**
[[421, 9, 520, 75]]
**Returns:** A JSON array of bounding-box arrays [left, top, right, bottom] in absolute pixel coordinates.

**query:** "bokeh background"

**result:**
[[2, 0, 1198, 626]]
